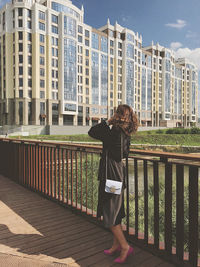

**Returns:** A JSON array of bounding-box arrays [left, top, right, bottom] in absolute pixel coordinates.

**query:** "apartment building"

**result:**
[[0, 0, 198, 127]]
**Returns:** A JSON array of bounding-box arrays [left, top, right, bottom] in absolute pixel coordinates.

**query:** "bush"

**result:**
[[156, 129, 163, 134], [166, 128, 174, 134], [166, 128, 190, 134], [191, 127, 200, 134]]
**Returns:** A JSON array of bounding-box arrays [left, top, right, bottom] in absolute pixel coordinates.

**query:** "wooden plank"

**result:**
[[0, 172, 182, 267]]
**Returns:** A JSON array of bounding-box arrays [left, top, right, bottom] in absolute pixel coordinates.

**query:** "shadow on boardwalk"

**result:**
[[0, 175, 174, 267]]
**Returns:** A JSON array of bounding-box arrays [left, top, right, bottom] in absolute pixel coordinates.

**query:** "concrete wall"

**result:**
[[47, 125, 91, 135]]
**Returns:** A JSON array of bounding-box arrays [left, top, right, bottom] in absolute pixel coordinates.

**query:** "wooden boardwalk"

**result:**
[[0, 175, 175, 267]]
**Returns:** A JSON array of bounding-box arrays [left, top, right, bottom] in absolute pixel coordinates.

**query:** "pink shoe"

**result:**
[[114, 246, 134, 263], [104, 246, 121, 255]]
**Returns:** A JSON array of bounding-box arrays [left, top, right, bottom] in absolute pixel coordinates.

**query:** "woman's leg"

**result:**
[[106, 235, 120, 253], [110, 224, 130, 260]]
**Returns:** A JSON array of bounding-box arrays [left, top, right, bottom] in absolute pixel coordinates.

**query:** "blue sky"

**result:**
[[73, 0, 200, 70], [76, 0, 200, 49]]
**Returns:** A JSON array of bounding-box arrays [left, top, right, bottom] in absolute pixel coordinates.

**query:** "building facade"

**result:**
[[0, 0, 198, 127]]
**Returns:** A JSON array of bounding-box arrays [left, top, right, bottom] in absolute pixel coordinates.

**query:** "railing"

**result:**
[[0, 138, 199, 266]]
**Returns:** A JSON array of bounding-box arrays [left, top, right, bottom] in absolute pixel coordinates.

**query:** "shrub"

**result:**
[[191, 127, 200, 134], [156, 129, 163, 134]]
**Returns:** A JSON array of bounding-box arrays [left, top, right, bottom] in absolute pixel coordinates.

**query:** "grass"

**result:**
[[11, 132, 200, 147]]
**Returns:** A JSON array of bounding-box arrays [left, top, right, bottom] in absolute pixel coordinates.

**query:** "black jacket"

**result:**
[[88, 120, 130, 162]]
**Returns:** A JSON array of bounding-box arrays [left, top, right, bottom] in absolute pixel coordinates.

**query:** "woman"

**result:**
[[88, 104, 138, 263]]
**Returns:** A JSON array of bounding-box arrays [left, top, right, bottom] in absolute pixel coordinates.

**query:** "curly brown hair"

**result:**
[[108, 104, 138, 136]]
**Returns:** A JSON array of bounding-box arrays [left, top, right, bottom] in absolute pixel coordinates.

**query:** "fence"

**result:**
[[0, 138, 199, 266]]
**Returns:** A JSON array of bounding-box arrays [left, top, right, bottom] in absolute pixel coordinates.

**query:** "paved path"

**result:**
[[0, 175, 175, 267]]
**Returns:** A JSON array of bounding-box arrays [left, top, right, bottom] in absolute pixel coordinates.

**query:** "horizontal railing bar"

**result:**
[[1, 138, 200, 161]]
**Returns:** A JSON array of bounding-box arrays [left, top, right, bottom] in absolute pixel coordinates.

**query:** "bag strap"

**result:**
[[121, 131, 123, 161], [105, 149, 108, 181]]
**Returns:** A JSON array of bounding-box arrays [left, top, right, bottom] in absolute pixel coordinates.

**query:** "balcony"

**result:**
[[0, 138, 199, 266]]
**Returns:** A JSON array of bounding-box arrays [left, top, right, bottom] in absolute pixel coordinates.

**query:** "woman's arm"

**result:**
[[88, 120, 111, 142]]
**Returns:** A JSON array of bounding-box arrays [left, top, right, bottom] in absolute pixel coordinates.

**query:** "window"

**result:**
[[40, 34, 44, 43], [19, 66, 23, 75], [52, 25, 58, 34], [28, 67, 32, 76], [39, 11, 45, 20], [78, 46, 82, 53], [78, 85, 82, 93], [40, 91, 45, 98], [118, 50, 122, 57], [78, 25, 83, 33], [85, 78, 89, 85], [85, 30, 89, 37], [27, 9, 31, 18], [78, 35, 82, 43], [40, 56, 45, 65], [52, 14, 58, 24], [18, 31, 23, 40], [19, 55, 23, 63], [40, 79, 45, 88], [110, 40, 114, 47], [19, 90, 23, 98], [85, 68, 89, 75], [19, 78, 23, 87], [18, 8, 23, 16], [27, 33, 32, 41], [28, 44, 32, 53], [27, 21, 31, 29], [92, 32, 98, 49], [40, 68, 45, 76], [28, 79, 32, 87], [85, 49, 89, 56], [28, 56, 32, 64], [28, 90, 32, 98], [78, 95, 83, 103], [19, 43, 23, 52], [18, 19, 23, 27], [40, 45, 45, 54], [85, 39, 89, 46], [39, 22, 45, 31]]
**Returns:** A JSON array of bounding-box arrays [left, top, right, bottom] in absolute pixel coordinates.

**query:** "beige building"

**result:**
[[0, 0, 198, 127]]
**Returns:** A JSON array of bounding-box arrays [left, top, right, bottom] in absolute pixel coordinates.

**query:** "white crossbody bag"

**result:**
[[105, 133, 123, 195]]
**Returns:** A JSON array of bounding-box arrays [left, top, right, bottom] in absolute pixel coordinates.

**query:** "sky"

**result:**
[[72, 0, 200, 70]]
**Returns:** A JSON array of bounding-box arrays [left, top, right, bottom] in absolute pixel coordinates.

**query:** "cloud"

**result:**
[[186, 31, 198, 39], [170, 42, 182, 50], [174, 47, 200, 70], [165, 19, 187, 29], [120, 15, 131, 23]]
